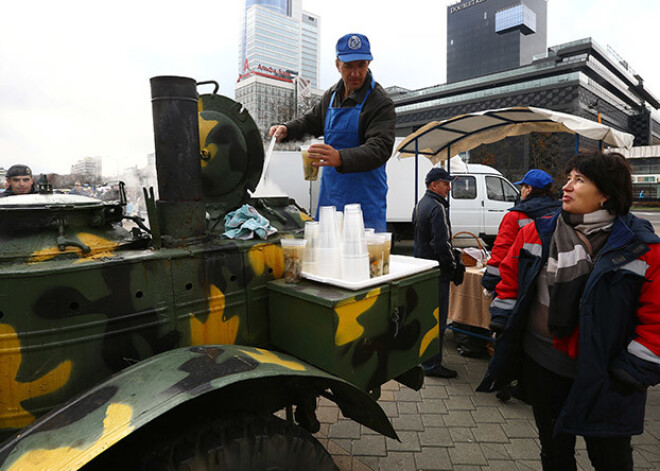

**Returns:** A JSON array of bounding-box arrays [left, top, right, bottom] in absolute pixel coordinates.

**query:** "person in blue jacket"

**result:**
[[478, 152, 660, 471], [269, 33, 396, 232]]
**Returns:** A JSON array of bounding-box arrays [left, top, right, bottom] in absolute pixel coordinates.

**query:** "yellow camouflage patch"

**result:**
[[334, 288, 380, 346], [198, 115, 219, 168], [28, 233, 119, 263], [190, 284, 239, 345], [0, 324, 72, 429], [7, 403, 134, 471], [248, 243, 284, 279], [419, 306, 440, 358], [241, 348, 307, 371]]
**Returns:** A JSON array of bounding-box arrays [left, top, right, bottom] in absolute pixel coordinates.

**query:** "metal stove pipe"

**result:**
[[150, 75, 205, 242]]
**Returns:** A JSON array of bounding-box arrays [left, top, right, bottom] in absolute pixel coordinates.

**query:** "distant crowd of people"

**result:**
[[1, 163, 139, 217], [65, 181, 121, 201]]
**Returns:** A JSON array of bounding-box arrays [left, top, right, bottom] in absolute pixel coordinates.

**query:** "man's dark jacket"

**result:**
[[0, 186, 37, 197], [282, 71, 395, 173], [413, 189, 457, 280]]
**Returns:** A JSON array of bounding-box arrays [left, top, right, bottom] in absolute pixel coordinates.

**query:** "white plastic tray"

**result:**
[[301, 255, 439, 291]]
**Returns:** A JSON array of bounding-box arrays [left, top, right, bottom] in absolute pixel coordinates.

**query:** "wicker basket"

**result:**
[[451, 231, 484, 267]]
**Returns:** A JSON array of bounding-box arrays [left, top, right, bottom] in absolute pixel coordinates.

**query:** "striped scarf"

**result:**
[[547, 210, 615, 338]]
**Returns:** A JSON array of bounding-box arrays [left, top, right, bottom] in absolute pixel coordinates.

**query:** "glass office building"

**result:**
[[392, 38, 660, 182], [447, 0, 547, 83], [236, 0, 320, 138]]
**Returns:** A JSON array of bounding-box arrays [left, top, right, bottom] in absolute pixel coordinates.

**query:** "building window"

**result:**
[[452, 176, 476, 199], [495, 4, 536, 35]]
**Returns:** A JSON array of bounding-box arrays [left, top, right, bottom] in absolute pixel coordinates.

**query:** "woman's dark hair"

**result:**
[[564, 151, 632, 216], [526, 184, 554, 199]]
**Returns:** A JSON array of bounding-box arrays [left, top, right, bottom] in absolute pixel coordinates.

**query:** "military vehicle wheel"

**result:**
[[89, 414, 338, 471]]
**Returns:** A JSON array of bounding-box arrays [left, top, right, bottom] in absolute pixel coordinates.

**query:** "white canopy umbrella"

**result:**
[[396, 106, 635, 165]]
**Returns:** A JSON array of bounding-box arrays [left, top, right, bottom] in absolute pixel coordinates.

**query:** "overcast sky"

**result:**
[[1, 0, 657, 176]]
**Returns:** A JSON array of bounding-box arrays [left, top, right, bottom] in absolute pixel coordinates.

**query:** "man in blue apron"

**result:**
[[269, 33, 396, 232]]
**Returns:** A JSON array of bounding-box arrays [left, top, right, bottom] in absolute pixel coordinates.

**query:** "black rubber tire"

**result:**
[[89, 414, 338, 471]]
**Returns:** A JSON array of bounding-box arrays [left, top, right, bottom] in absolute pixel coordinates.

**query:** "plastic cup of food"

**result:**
[[301, 146, 318, 181], [377, 232, 392, 275], [281, 239, 307, 283], [366, 235, 385, 278]]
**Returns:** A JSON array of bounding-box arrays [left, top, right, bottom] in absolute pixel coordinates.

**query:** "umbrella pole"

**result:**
[[415, 140, 419, 206], [447, 144, 451, 211], [414, 139, 419, 257], [574, 135, 579, 156]]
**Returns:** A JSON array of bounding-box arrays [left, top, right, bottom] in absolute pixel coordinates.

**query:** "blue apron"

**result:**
[[317, 77, 387, 232]]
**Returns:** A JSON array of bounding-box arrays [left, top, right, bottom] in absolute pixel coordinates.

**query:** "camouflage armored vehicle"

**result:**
[[0, 76, 440, 470]]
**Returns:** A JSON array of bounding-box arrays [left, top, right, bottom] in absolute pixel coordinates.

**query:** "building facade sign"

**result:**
[[238, 59, 295, 83], [450, 0, 487, 14]]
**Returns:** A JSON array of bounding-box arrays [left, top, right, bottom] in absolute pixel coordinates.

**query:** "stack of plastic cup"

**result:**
[[366, 233, 386, 278], [302, 221, 319, 275], [377, 232, 393, 275], [335, 211, 344, 240], [317, 206, 342, 279], [365, 227, 375, 237], [342, 204, 369, 281]]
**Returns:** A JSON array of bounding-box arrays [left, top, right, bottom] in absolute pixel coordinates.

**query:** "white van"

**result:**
[[448, 165, 519, 241], [385, 143, 519, 243]]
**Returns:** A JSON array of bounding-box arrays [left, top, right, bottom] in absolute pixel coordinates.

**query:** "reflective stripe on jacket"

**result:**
[[482, 195, 560, 291]]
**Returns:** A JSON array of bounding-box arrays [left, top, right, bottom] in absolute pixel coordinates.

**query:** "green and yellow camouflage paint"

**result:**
[[0, 76, 440, 469]]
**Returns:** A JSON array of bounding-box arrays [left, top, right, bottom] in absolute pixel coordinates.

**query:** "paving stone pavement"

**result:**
[[314, 331, 660, 470]]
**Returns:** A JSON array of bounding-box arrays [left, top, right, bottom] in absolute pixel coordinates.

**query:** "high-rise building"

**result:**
[[236, 0, 321, 138], [446, 0, 547, 83], [70, 156, 102, 177]]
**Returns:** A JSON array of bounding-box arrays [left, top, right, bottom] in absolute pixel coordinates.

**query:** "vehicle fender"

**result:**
[[0, 345, 396, 470]]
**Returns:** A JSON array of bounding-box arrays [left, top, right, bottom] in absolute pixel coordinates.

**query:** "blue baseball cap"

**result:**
[[425, 167, 455, 185], [336, 33, 373, 62], [514, 169, 553, 189]]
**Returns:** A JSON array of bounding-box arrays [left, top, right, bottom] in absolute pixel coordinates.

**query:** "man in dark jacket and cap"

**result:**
[[1, 164, 37, 197], [413, 167, 463, 378]]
